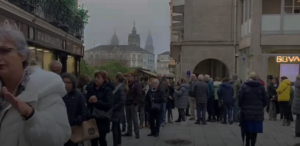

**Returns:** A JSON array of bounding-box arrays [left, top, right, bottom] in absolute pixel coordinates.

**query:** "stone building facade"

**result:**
[[84, 23, 155, 70], [170, 0, 300, 82]]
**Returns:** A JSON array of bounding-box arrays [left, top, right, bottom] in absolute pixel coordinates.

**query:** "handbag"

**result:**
[[151, 102, 162, 111], [70, 118, 100, 143], [150, 92, 162, 111], [91, 84, 123, 119]]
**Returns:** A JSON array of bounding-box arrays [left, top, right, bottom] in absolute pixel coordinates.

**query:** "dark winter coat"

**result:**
[[86, 81, 114, 133], [158, 79, 169, 102], [217, 82, 234, 104], [292, 80, 300, 114], [126, 80, 142, 106], [62, 89, 87, 126], [145, 88, 165, 112], [174, 83, 189, 109], [193, 80, 209, 103], [188, 80, 196, 97], [167, 84, 175, 109], [238, 80, 267, 121], [266, 83, 280, 114], [111, 83, 126, 122]]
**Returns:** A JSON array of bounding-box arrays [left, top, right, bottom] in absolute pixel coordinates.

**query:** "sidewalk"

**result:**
[[105, 110, 300, 146]]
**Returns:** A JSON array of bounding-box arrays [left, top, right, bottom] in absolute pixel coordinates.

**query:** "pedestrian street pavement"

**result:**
[[105, 110, 300, 146]]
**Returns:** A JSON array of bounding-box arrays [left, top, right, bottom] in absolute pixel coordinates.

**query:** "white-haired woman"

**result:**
[[238, 72, 267, 146], [0, 24, 70, 145]]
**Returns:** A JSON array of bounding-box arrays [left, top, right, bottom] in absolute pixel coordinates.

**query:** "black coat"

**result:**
[[145, 88, 165, 112], [238, 80, 267, 121], [86, 81, 114, 133], [266, 83, 280, 114], [62, 89, 87, 126], [167, 84, 175, 109], [126, 80, 142, 106], [111, 83, 126, 122]]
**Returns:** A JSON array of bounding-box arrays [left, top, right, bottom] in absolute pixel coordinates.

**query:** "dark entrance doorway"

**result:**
[[193, 59, 229, 79]]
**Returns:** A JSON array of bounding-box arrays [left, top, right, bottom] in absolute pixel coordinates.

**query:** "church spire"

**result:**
[[132, 21, 136, 34], [110, 29, 119, 45], [146, 30, 153, 45]]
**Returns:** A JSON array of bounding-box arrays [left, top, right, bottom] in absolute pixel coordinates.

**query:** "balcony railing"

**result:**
[[7, 0, 85, 39], [261, 14, 300, 34]]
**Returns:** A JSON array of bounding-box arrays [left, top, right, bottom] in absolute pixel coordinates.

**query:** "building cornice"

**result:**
[[0, 0, 83, 45]]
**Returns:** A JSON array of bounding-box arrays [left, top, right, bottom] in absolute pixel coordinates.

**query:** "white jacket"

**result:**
[[0, 67, 71, 146]]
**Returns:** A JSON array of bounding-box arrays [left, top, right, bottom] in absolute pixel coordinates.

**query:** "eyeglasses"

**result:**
[[0, 47, 17, 56]]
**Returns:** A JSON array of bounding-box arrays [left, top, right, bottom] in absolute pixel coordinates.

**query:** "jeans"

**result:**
[[149, 111, 162, 134], [196, 103, 207, 123], [91, 132, 107, 146], [125, 105, 139, 134], [167, 101, 173, 120], [122, 112, 126, 129], [233, 98, 239, 121], [223, 102, 233, 123], [161, 102, 167, 124], [279, 102, 291, 121], [269, 100, 277, 119], [178, 108, 186, 121], [139, 106, 145, 124], [112, 121, 122, 146], [188, 97, 196, 118]]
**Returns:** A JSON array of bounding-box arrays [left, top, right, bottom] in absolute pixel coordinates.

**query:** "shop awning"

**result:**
[[140, 70, 157, 77]]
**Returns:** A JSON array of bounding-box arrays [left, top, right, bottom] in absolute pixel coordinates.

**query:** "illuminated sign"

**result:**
[[276, 56, 300, 62]]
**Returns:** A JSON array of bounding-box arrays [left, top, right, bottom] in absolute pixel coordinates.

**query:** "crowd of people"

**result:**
[[1, 24, 300, 146]]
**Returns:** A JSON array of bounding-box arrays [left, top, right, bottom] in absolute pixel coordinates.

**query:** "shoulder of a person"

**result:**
[[26, 67, 66, 98]]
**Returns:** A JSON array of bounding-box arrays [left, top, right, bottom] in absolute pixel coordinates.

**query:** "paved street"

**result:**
[[105, 110, 300, 146]]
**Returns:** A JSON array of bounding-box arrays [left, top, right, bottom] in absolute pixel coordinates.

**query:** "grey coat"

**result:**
[[292, 80, 300, 114], [174, 83, 189, 109], [193, 81, 209, 103]]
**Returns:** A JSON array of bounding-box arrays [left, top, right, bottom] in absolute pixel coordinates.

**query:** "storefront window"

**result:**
[[29, 47, 36, 61], [36, 49, 43, 68], [43, 50, 52, 71], [67, 55, 75, 74]]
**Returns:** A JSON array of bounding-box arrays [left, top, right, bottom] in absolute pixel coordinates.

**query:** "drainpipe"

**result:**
[[233, 0, 238, 74]]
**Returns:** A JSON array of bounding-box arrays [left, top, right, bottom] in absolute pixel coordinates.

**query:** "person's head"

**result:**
[[215, 77, 221, 81], [280, 76, 288, 82], [166, 78, 170, 84], [296, 75, 300, 81], [198, 74, 204, 81], [180, 78, 187, 85], [157, 74, 162, 80], [152, 79, 160, 89], [248, 71, 258, 80], [49, 60, 62, 75], [191, 74, 196, 81], [127, 73, 134, 82], [94, 71, 107, 86], [0, 24, 31, 78], [222, 78, 230, 83], [272, 77, 279, 84], [232, 74, 238, 80], [116, 73, 129, 92], [78, 74, 91, 89], [61, 73, 77, 92], [204, 74, 210, 82]]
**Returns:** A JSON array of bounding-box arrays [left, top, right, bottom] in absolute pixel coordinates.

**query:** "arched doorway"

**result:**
[[193, 59, 230, 79]]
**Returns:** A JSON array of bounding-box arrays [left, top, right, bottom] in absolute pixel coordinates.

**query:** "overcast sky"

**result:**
[[78, 0, 170, 55]]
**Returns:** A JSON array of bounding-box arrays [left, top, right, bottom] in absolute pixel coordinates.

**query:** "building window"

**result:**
[[30, 47, 54, 70], [284, 0, 300, 14], [67, 55, 75, 74]]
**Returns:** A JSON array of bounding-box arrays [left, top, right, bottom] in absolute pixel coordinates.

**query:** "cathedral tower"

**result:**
[[110, 29, 119, 45], [144, 31, 154, 54], [128, 21, 140, 47]]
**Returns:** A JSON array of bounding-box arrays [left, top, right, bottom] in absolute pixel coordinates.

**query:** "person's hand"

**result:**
[[168, 96, 172, 99], [89, 96, 97, 103], [2, 87, 33, 118]]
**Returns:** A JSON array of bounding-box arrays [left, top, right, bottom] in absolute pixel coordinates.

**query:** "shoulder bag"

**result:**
[[151, 91, 163, 111], [92, 84, 123, 119]]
